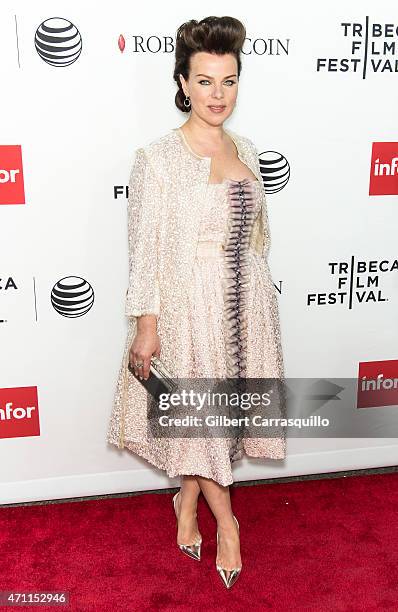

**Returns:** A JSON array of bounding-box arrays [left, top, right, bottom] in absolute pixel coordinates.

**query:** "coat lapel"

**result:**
[[225, 127, 262, 182]]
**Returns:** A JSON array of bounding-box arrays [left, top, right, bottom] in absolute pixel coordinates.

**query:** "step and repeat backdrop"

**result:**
[[1, 2, 397, 504]]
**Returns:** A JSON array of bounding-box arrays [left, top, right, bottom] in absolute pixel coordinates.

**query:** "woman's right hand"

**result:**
[[129, 315, 161, 380]]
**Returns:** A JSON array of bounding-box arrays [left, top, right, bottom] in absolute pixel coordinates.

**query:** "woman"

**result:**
[[107, 16, 286, 589]]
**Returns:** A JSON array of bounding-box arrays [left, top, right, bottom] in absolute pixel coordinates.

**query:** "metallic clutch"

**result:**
[[127, 355, 178, 401]]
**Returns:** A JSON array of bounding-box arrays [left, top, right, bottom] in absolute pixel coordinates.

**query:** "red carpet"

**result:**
[[1, 472, 397, 611]]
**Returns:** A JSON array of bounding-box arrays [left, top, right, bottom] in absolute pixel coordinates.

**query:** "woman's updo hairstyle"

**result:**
[[173, 16, 246, 113]]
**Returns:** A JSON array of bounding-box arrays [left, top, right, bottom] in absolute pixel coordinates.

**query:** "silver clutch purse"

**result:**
[[127, 355, 178, 401]]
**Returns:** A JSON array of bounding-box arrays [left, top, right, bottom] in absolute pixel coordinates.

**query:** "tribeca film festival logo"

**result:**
[[0, 145, 25, 205], [307, 256, 397, 309], [317, 17, 398, 78], [35, 17, 82, 66], [357, 359, 398, 409], [0, 387, 40, 440], [369, 142, 398, 196]]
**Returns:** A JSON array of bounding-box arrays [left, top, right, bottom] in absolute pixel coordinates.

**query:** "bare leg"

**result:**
[[175, 475, 201, 545], [196, 475, 241, 570]]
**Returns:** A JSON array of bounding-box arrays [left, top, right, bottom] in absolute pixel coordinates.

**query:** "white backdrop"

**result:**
[[1, 1, 397, 504]]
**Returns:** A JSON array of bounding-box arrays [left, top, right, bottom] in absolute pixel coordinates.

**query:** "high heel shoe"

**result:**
[[216, 515, 242, 589], [172, 491, 202, 561]]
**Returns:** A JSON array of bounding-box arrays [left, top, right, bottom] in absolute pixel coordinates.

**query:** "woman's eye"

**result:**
[[198, 79, 236, 86]]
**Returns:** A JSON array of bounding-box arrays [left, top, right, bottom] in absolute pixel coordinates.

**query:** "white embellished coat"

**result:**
[[124, 126, 268, 319], [107, 126, 286, 483]]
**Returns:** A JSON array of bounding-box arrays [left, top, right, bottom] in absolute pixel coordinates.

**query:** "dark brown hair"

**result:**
[[173, 16, 246, 113]]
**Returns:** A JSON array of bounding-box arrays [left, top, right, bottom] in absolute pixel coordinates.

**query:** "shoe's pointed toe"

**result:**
[[179, 540, 202, 561], [216, 565, 241, 589]]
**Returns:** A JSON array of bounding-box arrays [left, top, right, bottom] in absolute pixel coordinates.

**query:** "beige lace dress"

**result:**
[[107, 176, 286, 486]]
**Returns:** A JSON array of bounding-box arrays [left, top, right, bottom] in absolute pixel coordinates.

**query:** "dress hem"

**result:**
[[106, 436, 286, 488]]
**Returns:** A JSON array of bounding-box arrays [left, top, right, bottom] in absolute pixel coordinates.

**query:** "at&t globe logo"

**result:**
[[35, 17, 82, 66], [51, 276, 94, 318], [258, 150, 290, 194]]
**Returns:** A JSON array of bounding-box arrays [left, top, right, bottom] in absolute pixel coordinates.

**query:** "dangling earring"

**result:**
[[183, 95, 191, 108]]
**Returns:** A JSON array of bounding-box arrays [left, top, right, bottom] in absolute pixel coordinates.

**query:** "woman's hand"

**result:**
[[129, 314, 161, 380]]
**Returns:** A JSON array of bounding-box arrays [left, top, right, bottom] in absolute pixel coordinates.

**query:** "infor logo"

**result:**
[[369, 142, 398, 196]]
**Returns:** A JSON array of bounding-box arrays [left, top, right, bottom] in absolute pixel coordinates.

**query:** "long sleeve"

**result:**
[[124, 147, 161, 318]]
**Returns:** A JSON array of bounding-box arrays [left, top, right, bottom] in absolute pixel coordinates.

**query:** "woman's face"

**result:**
[[179, 51, 238, 125]]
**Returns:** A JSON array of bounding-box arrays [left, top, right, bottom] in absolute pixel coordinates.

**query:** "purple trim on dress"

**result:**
[[222, 177, 258, 461]]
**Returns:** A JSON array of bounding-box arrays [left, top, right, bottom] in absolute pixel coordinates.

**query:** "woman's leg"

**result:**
[[196, 476, 241, 570], [175, 475, 201, 545]]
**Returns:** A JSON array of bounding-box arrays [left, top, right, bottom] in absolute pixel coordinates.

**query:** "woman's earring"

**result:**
[[183, 95, 191, 108]]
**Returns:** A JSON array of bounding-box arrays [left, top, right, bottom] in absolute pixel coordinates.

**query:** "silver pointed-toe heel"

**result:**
[[172, 491, 202, 561], [216, 515, 242, 589]]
